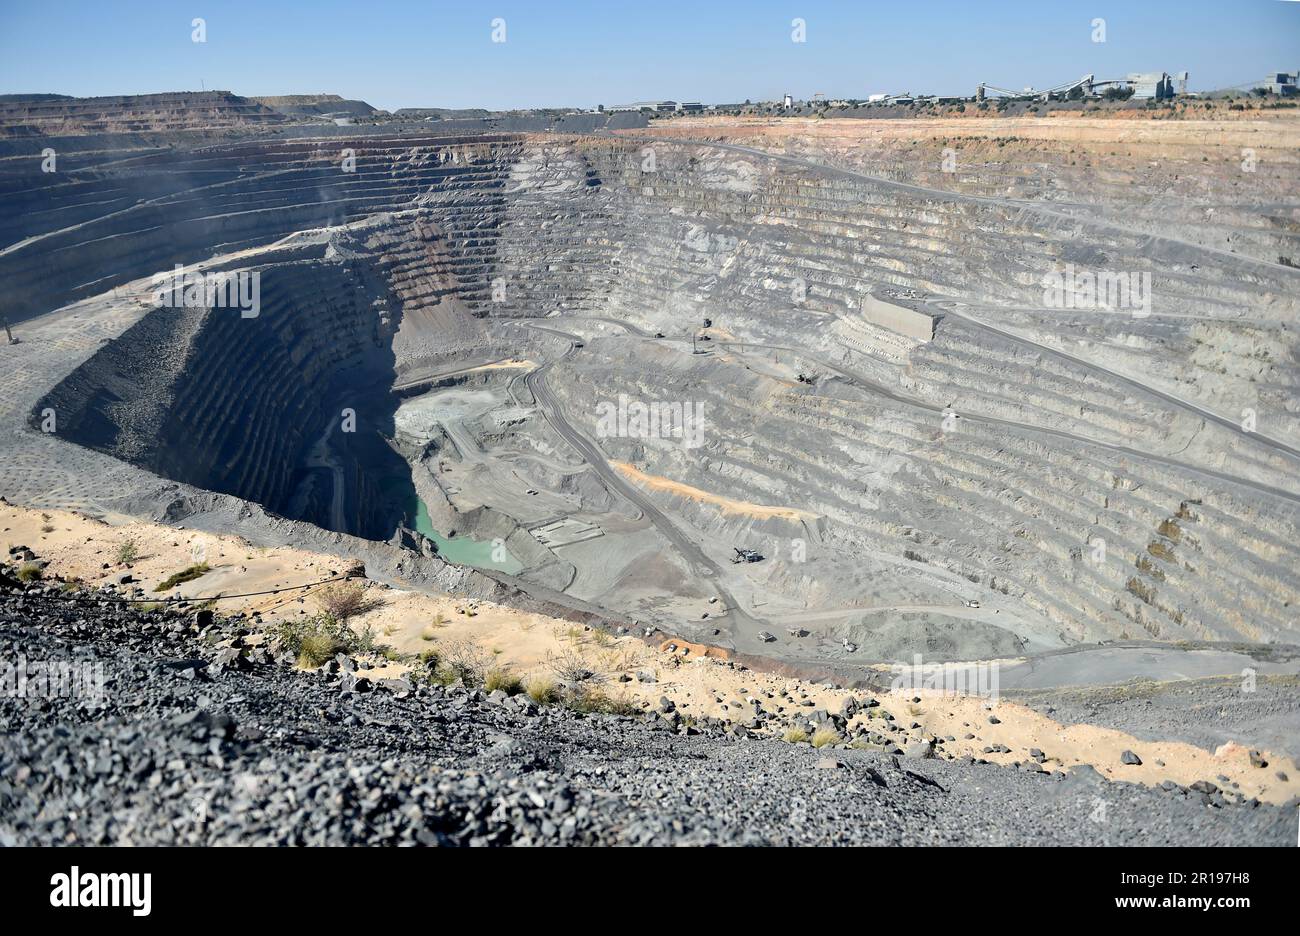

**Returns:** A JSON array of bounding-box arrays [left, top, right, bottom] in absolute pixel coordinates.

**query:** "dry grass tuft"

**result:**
[[811, 727, 842, 749], [526, 674, 562, 705]]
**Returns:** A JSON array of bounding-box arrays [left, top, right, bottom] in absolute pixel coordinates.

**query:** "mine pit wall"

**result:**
[[546, 328, 1300, 647], [6, 128, 1296, 352], [672, 120, 1300, 268], [477, 142, 619, 319], [449, 139, 1300, 647], [34, 257, 404, 539], [0, 91, 287, 138], [12, 131, 1300, 650], [0, 165, 229, 251], [569, 138, 1299, 330], [0, 133, 529, 326], [411, 137, 621, 323], [560, 138, 1300, 466]]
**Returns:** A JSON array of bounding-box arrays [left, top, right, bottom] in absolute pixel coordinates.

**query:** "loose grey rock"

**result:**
[[905, 741, 935, 759], [0, 567, 1291, 846]]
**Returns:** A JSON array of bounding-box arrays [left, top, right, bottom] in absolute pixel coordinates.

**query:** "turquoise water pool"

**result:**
[[407, 490, 523, 574]]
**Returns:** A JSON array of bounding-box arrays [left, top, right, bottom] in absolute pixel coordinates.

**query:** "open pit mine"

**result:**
[[4, 94, 1299, 666], [2, 91, 1300, 849]]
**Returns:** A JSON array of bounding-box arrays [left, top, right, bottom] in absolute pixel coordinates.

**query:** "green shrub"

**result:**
[[483, 668, 524, 695], [115, 539, 140, 564], [424, 667, 459, 687], [16, 563, 42, 583], [268, 613, 357, 668], [154, 563, 210, 591], [413, 649, 457, 688], [782, 727, 809, 744], [354, 621, 378, 654], [299, 632, 343, 668]]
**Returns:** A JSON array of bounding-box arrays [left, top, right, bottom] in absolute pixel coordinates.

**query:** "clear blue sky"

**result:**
[[2, 1, 1298, 110]]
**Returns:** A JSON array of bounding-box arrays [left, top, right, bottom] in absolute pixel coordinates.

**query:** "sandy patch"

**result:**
[[473, 359, 534, 371], [610, 461, 819, 523]]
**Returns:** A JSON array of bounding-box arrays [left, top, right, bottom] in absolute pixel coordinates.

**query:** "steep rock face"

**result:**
[[0, 133, 526, 325], [634, 115, 1300, 267], [0, 91, 287, 137], [432, 137, 1300, 646], [34, 257, 400, 537]]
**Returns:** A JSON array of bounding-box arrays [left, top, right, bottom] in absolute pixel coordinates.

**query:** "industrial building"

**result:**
[[976, 71, 1187, 102], [606, 101, 681, 113], [1267, 71, 1298, 96], [1127, 72, 1180, 100]]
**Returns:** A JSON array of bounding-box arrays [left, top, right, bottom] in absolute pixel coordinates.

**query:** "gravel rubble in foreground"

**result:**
[[1, 572, 1293, 846]]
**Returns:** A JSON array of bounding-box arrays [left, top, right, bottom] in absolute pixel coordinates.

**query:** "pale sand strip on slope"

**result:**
[[3, 503, 1296, 804], [610, 461, 818, 523]]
